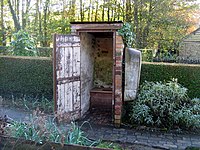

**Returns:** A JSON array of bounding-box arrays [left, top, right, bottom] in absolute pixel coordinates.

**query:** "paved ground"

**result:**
[[79, 109, 200, 150], [1, 107, 200, 150], [80, 123, 200, 150], [0, 107, 30, 122]]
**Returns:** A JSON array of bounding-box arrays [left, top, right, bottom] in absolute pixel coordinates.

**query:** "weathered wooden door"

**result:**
[[53, 34, 81, 120]]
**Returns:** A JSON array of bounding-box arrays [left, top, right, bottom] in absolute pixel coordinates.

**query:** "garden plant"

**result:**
[[2, 109, 122, 149], [130, 79, 200, 130]]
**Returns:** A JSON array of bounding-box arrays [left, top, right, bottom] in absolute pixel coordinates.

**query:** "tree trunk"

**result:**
[[107, 4, 110, 21], [113, 0, 117, 21], [122, 0, 125, 21], [95, 0, 98, 21], [43, 0, 50, 47], [8, 0, 21, 31], [34, 0, 39, 31], [133, 0, 139, 48], [126, 0, 131, 22], [39, 0, 42, 46], [91, 1, 94, 21], [61, 0, 66, 33], [25, 0, 31, 29], [142, 0, 153, 48], [80, 0, 84, 21], [87, 0, 91, 21], [21, 0, 25, 29], [102, 0, 105, 21], [15, 0, 19, 20], [70, 0, 76, 22], [1, 0, 6, 45]]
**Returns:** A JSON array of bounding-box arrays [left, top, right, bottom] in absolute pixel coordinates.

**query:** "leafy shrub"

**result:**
[[172, 98, 200, 129], [8, 30, 37, 56], [130, 80, 200, 129]]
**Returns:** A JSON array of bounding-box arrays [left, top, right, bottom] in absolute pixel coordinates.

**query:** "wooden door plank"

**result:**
[[54, 34, 81, 119]]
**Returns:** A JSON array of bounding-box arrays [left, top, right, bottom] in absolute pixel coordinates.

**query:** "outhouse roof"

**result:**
[[70, 21, 123, 32]]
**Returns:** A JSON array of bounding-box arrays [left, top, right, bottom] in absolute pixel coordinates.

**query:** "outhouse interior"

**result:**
[[79, 32, 114, 114], [54, 21, 124, 126]]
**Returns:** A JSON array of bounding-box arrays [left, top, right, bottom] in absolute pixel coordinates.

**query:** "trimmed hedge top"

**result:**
[[140, 62, 200, 98], [0, 56, 53, 98]]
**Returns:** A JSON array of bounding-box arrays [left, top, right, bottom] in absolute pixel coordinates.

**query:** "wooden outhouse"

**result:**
[[53, 21, 141, 126]]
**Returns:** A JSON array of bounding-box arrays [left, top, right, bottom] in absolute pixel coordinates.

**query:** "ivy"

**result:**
[[118, 22, 135, 47]]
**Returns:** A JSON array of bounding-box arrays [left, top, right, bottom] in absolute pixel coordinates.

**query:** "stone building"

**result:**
[[179, 27, 200, 59]]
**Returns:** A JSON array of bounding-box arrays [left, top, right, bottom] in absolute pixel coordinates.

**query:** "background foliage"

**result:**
[[0, 0, 199, 53]]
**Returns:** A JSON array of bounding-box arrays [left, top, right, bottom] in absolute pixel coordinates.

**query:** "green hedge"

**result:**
[[140, 62, 200, 98], [0, 56, 53, 98], [0, 57, 199, 99]]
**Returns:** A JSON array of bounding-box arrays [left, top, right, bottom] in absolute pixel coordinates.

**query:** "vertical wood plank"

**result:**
[[57, 84, 61, 110], [64, 82, 68, 111], [60, 84, 65, 111], [55, 34, 81, 119], [69, 82, 73, 111]]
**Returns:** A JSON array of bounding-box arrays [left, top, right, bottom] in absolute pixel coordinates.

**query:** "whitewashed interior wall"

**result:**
[[80, 33, 95, 116], [94, 38, 113, 88]]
